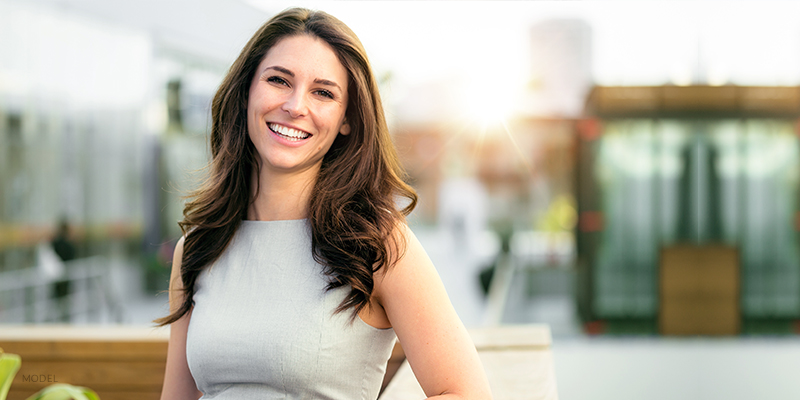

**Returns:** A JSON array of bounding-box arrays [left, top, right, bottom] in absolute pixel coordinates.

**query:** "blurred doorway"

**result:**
[[577, 86, 800, 334]]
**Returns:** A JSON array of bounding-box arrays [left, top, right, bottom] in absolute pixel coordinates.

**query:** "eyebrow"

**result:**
[[313, 78, 342, 92], [265, 66, 343, 92], [265, 66, 294, 76]]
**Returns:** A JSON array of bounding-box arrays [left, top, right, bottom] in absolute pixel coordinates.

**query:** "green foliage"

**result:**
[[1, 348, 22, 400], [0, 348, 100, 400], [25, 384, 100, 400]]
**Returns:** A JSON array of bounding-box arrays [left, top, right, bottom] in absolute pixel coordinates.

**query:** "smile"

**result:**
[[269, 123, 311, 141]]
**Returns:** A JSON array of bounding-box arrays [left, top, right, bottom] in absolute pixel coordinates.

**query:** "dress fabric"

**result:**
[[186, 219, 397, 400]]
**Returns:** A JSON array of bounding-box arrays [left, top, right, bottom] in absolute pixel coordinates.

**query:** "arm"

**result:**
[[375, 225, 492, 400], [160, 237, 203, 400]]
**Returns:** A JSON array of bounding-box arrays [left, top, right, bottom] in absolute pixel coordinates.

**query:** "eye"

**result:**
[[266, 76, 289, 86], [314, 89, 334, 99]]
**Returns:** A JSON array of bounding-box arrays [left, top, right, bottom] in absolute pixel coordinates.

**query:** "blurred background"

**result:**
[[2, 0, 800, 398]]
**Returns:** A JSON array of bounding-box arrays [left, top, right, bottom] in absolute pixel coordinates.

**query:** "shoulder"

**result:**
[[167, 236, 188, 313], [173, 236, 186, 265], [175, 235, 186, 254], [377, 221, 416, 273], [372, 222, 433, 304], [370, 223, 493, 398], [170, 236, 186, 288]]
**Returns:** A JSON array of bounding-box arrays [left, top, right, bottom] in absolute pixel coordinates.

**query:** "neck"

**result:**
[[247, 164, 319, 221]]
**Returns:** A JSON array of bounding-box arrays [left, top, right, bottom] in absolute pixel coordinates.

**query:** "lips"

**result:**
[[268, 123, 311, 141]]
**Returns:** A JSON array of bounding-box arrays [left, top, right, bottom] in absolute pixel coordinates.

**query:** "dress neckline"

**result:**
[[241, 218, 307, 223]]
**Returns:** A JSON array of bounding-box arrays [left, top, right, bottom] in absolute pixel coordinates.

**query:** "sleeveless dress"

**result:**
[[186, 219, 397, 399]]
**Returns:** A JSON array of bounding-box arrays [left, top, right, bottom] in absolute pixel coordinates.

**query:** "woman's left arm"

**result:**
[[375, 224, 492, 400]]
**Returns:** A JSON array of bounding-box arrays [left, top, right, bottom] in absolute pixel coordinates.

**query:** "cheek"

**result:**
[[249, 87, 279, 112], [246, 109, 258, 135], [320, 108, 347, 130], [247, 95, 273, 129]]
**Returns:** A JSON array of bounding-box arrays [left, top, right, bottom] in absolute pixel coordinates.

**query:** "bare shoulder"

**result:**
[[372, 222, 425, 295], [173, 236, 186, 263], [169, 236, 187, 310], [171, 236, 186, 283], [372, 222, 492, 398], [372, 221, 439, 308]]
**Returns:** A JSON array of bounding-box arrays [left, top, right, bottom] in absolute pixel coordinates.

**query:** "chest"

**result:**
[[184, 223, 396, 398]]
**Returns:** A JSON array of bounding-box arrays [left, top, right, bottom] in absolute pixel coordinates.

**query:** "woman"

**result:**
[[157, 7, 492, 400]]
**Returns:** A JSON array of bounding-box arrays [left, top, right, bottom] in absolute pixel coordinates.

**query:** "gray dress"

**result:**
[[186, 219, 397, 399]]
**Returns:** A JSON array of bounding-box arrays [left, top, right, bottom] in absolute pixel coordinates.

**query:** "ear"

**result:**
[[339, 119, 351, 136]]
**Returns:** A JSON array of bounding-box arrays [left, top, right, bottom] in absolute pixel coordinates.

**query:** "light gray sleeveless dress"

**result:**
[[186, 219, 397, 399]]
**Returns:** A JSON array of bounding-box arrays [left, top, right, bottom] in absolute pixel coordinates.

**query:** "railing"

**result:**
[[0, 256, 125, 323], [484, 231, 576, 325], [510, 231, 575, 270]]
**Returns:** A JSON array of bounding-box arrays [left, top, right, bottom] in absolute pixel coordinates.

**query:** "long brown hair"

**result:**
[[155, 8, 416, 326]]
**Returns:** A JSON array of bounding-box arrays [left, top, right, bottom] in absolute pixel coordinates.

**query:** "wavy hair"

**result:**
[[155, 8, 417, 326]]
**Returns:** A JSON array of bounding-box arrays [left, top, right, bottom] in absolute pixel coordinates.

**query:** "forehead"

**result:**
[[257, 34, 348, 83]]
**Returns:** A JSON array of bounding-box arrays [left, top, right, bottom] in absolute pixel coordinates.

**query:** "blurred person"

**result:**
[[51, 217, 77, 322], [156, 8, 491, 400], [51, 218, 77, 262]]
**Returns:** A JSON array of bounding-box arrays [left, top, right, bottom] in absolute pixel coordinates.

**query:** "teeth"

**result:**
[[269, 123, 310, 141]]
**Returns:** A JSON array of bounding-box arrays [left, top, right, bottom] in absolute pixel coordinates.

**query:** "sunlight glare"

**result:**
[[458, 76, 519, 131]]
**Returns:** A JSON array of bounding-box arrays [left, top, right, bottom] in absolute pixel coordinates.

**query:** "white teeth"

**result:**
[[269, 123, 310, 141]]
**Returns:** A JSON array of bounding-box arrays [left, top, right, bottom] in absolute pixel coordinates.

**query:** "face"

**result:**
[[247, 34, 351, 178]]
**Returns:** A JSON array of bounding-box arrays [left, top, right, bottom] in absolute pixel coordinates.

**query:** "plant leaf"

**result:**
[[26, 383, 96, 400], [0, 349, 22, 400]]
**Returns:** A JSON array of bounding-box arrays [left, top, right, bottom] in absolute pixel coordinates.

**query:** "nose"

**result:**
[[281, 91, 308, 118]]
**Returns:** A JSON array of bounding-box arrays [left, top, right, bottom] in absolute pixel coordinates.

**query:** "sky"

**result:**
[[245, 1, 800, 86], [244, 1, 800, 121], [5, 0, 800, 120]]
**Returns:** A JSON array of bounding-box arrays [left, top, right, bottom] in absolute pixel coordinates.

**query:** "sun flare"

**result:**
[[458, 78, 519, 131]]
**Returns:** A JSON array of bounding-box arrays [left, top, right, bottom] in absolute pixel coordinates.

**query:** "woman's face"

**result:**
[[247, 34, 350, 178]]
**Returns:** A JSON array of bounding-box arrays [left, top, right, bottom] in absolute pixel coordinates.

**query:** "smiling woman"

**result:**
[[246, 34, 350, 190], [155, 7, 492, 400]]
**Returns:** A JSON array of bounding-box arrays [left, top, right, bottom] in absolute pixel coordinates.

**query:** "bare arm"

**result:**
[[160, 237, 203, 400], [375, 225, 492, 399]]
